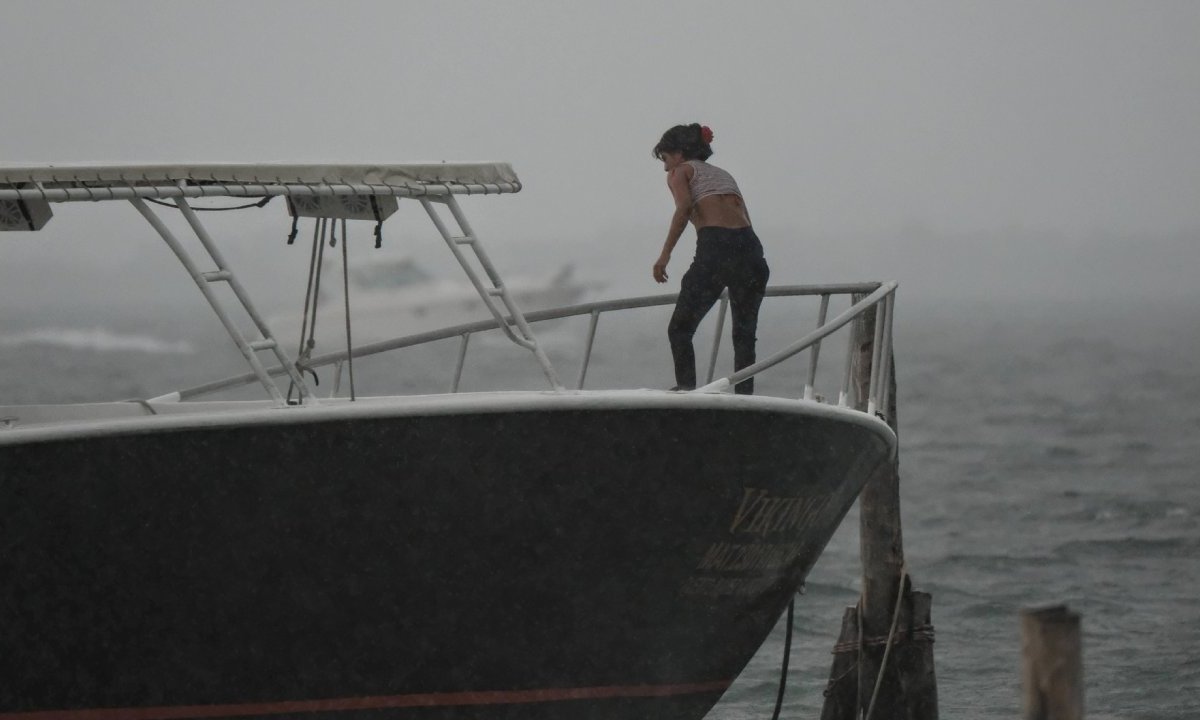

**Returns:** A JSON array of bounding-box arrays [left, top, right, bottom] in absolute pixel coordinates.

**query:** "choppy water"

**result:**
[[2, 296, 1198, 719]]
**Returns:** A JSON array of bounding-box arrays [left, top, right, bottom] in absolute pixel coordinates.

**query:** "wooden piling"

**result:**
[[820, 298, 938, 720], [1020, 605, 1083, 720], [820, 606, 861, 720]]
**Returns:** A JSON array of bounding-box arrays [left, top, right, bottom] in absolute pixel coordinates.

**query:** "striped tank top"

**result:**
[[684, 160, 742, 205]]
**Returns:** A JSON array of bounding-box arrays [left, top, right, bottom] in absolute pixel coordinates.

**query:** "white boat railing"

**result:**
[[169, 281, 898, 419]]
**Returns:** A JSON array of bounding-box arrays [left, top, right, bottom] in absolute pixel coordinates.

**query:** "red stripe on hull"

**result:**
[[0, 680, 732, 720]]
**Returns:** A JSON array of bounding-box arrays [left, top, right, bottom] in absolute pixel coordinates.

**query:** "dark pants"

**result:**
[[668, 226, 770, 394]]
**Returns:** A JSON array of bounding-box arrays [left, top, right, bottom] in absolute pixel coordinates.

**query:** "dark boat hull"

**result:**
[[0, 395, 893, 719]]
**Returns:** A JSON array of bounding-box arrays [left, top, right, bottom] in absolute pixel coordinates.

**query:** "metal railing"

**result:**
[[167, 281, 898, 419]]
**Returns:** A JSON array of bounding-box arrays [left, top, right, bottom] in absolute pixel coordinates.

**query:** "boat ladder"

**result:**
[[419, 194, 564, 390], [131, 193, 314, 405]]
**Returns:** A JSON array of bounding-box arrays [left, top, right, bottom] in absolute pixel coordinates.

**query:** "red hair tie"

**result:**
[[700, 125, 714, 144]]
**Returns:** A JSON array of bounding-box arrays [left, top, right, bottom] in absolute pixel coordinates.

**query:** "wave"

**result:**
[[0, 327, 194, 355], [1055, 535, 1199, 558]]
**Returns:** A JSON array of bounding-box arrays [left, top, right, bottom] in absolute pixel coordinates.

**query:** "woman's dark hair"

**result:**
[[653, 123, 713, 161]]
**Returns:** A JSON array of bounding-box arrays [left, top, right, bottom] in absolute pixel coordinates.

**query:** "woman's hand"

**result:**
[[653, 254, 670, 283]]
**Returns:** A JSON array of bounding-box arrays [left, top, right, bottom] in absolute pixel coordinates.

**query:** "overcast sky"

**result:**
[[2, 0, 1198, 314]]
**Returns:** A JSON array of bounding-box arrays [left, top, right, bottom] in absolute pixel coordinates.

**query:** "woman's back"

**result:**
[[683, 160, 750, 229]]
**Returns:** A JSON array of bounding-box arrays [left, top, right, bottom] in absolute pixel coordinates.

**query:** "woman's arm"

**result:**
[[653, 167, 693, 283]]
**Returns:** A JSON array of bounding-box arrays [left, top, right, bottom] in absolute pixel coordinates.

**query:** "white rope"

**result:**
[[295, 219, 320, 355], [855, 600, 863, 719], [307, 218, 329, 348], [340, 218, 356, 401], [289, 218, 327, 402], [863, 564, 910, 720]]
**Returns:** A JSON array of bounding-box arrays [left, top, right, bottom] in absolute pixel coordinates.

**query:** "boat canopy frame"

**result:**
[[0, 163, 566, 403], [0, 162, 523, 202]]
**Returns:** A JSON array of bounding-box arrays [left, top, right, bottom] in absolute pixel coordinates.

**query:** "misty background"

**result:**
[[2, 1, 1198, 323], [3, 3, 1200, 716]]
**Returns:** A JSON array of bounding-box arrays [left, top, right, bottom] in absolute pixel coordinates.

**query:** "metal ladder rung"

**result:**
[[486, 287, 505, 297], [451, 235, 476, 245], [248, 339, 277, 351], [202, 270, 233, 282]]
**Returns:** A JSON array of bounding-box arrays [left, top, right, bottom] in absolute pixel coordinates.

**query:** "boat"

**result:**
[[0, 162, 899, 720]]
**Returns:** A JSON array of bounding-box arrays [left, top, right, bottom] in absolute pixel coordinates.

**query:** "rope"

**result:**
[[855, 601, 863, 719], [370, 195, 383, 248], [831, 624, 934, 653], [770, 597, 794, 720], [863, 566, 910, 720], [307, 218, 328, 344], [340, 218, 356, 401], [823, 661, 857, 698], [145, 196, 273, 211], [286, 198, 300, 244], [287, 218, 326, 403]]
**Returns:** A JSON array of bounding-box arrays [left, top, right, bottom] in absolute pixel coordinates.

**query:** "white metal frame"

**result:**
[[0, 180, 520, 204], [1, 166, 897, 419], [130, 193, 314, 404], [178, 282, 900, 422], [1, 169, 556, 406], [418, 195, 562, 390]]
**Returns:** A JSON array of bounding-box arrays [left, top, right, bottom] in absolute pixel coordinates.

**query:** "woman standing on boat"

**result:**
[[652, 123, 770, 394]]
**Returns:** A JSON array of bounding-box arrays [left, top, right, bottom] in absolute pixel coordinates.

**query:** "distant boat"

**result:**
[[269, 255, 594, 348]]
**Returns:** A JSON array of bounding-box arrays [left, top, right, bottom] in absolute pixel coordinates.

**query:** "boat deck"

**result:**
[[0, 388, 894, 446]]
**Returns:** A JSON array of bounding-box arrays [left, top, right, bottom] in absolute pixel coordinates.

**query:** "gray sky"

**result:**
[[3, 0, 1199, 313]]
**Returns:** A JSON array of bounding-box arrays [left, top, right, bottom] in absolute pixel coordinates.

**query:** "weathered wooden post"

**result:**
[[1020, 605, 1083, 720], [820, 606, 861, 720], [820, 296, 938, 720]]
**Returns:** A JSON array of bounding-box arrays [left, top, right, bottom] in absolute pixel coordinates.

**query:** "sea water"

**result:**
[[1, 297, 1197, 719]]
